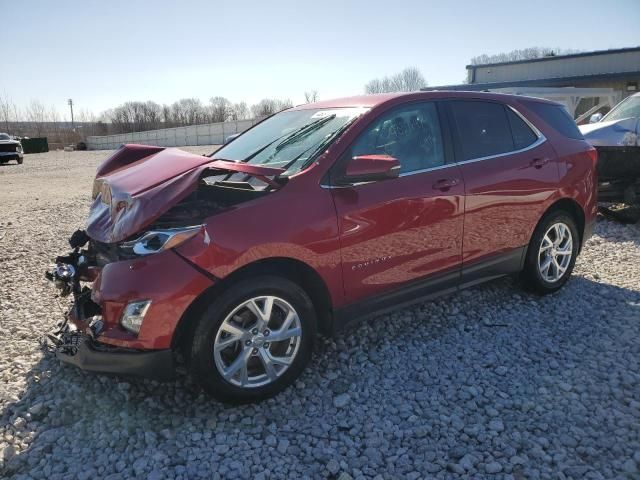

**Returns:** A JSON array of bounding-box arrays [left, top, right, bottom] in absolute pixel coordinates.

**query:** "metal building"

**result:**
[[425, 46, 640, 118]]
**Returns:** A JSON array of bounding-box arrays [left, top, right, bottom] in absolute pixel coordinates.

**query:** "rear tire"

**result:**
[[189, 275, 316, 404], [521, 210, 579, 295]]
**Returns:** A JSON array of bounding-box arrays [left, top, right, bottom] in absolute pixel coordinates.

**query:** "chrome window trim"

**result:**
[[453, 104, 546, 166], [454, 135, 546, 166], [320, 162, 456, 188], [398, 162, 456, 177], [507, 104, 544, 138]]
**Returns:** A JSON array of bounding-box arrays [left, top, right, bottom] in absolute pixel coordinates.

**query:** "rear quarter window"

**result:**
[[524, 101, 584, 140], [506, 108, 538, 149]]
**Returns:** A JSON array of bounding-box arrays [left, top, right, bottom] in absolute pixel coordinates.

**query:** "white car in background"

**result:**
[[580, 92, 639, 147], [579, 92, 640, 222]]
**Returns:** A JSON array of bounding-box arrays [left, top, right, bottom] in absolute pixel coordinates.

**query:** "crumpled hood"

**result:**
[[579, 117, 639, 147], [86, 144, 284, 244]]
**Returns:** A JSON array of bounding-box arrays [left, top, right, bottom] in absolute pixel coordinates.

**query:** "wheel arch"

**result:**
[[544, 198, 585, 247], [526, 197, 586, 260], [172, 257, 334, 355]]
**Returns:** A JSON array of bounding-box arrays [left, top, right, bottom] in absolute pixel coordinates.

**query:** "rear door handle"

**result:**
[[530, 158, 550, 169], [432, 178, 460, 191]]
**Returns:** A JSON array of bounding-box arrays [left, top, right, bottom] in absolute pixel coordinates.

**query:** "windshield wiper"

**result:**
[[239, 114, 336, 163], [277, 115, 359, 174], [274, 114, 336, 151]]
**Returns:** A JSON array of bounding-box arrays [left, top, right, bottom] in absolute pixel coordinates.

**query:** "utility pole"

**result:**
[[68, 98, 74, 130]]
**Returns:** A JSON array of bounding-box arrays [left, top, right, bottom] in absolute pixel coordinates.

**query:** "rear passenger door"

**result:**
[[446, 100, 559, 283]]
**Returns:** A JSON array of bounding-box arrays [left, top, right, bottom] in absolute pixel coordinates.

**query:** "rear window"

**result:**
[[524, 101, 584, 140], [450, 101, 514, 161]]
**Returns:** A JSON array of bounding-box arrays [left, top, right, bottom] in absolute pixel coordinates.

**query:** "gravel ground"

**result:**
[[1, 149, 639, 480]]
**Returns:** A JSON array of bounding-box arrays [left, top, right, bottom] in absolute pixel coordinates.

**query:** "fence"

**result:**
[[86, 117, 266, 150]]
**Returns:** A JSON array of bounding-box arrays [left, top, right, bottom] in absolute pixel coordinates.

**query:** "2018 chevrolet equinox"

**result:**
[[47, 91, 597, 403]]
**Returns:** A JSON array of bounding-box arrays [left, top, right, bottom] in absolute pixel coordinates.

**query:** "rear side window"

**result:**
[[506, 108, 538, 149], [450, 101, 514, 161], [524, 101, 584, 140]]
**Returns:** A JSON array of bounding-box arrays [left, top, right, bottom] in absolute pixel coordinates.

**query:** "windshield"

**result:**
[[212, 107, 367, 176], [603, 94, 640, 122], [0, 134, 10, 141]]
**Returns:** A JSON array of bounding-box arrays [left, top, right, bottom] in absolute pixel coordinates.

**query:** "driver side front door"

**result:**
[[330, 101, 465, 313]]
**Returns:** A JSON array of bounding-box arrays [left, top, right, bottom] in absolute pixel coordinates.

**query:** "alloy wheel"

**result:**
[[537, 222, 573, 283], [213, 296, 302, 388]]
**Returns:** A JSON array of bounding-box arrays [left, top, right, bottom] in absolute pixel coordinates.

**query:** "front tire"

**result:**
[[189, 275, 316, 403], [521, 211, 579, 294]]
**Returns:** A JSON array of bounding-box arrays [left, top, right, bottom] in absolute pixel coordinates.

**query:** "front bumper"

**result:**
[[46, 229, 215, 379], [0, 151, 22, 161], [54, 327, 176, 381], [48, 290, 177, 381]]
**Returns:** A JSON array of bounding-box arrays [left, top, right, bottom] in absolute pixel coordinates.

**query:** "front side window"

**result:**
[[350, 102, 445, 174], [450, 101, 514, 161], [211, 107, 367, 176]]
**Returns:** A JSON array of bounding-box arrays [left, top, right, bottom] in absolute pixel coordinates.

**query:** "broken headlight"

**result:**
[[121, 225, 204, 256]]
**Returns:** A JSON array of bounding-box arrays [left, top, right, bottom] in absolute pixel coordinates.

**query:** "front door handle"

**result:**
[[530, 158, 550, 169], [432, 178, 460, 191]]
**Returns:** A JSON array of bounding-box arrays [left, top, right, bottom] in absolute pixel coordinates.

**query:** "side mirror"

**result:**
[[589, 112, 603, 123], [339, 154, 400, 185]]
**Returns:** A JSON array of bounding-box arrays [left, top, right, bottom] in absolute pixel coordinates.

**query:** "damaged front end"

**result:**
[[45, 144, 286, 380], [45, 229, 177, 380]]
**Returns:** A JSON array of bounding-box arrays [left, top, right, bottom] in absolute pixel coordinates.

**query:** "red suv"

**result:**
[[48, 92, 597, 403]]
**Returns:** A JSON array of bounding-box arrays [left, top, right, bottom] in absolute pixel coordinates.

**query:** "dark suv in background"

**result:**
[[48, 91, 597, 403]]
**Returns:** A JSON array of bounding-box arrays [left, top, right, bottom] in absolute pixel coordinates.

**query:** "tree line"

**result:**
[[103, 97, 297, 134], [0, 93, 297, 139], [469, 47, 581, 66]]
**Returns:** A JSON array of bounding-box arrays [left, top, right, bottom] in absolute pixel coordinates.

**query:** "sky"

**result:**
[[1, 0, 639, 120]]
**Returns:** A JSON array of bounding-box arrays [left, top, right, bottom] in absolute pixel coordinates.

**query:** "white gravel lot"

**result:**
[[1, 149, 639, 479]]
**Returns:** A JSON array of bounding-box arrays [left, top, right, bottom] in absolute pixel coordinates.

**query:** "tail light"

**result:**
[[587, 147, 598, 168]]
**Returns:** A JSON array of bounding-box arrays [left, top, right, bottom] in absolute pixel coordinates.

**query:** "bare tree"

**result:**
[[365, 67, 427, 94], [250, 98, 293, 117], [106, 100, 164, 134], [304, 90, 319, 103], [230, 102, 249, 120], [0, 92, 17, 132], [48, 105, 62, 141], [25, 100, 48, 137], [392, 67, 426, 92], [364, 79, 385, 94], [470, 47, 582, 65], [161, 105, 173, 127], [170, 98, 205, 126], [208, 96, 231, 123]]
